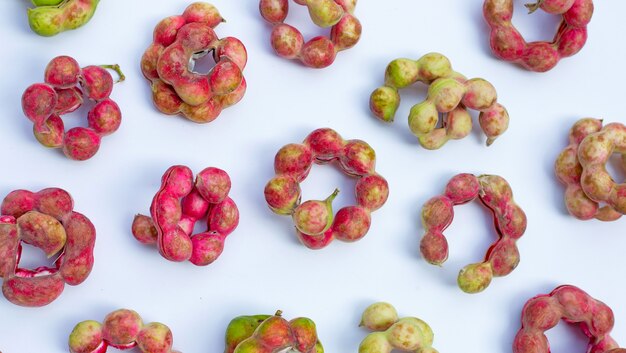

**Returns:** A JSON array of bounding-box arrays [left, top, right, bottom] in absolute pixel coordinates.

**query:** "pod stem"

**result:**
[[524, 0, 543, 14], [100, 64, 125, 83]]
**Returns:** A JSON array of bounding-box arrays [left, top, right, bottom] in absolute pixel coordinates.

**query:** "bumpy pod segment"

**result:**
[[259, 0, 362, 68], [21, 55, 125, 161], [0, 188, 96, 307], [264, 128, 389, 249], [227, 310, 324, 353], [513, 285, 625, 353], [358, 302, 438, 353], [483, 0, 593, 72], [141, 2, 248, 123], [419, 173, 527, 294], [27, 0, 100, 37], [555, 118, 623, 221], [369, 53, 509, 149], [577, 122, 626, 217], [132, 165, 239, 266], [68, 308, 182, 353]]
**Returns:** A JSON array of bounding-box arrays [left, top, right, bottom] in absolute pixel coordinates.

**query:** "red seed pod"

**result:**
[[142, 4, 246, 123], [420, 173, 526, 293], [134, 166, 238, 266], [87, 99, 122, 135], [514, 285, 622, 353], [483, 0, 593, 72], [81, 66, 114, 100], [44, 55, 81, 89], [22, 83, 57, 132], [332, 206, 371, 242], [260, 0, 360, 68], [62, 127, 101, 161], [267, 128, 386, 248], [0, 188, 95, 307], [54, 87, 83, 115]]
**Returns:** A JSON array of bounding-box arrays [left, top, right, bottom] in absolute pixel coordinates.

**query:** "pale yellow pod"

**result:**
[[446, 107, 472, 140], [418, 129, 449, 150], [359, 332, 393, 353], [428, 78, 466, 113], [408, 101, 438, 136], [416, 53, 453, 83]]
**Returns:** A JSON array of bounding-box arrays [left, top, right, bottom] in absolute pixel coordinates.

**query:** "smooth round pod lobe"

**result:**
[[356, 174, 389, 211], [271, 24, 305, 59], [102, 309, 144, 346], [300, 37, 337, 69], [292, 189, 339, 236], [340, 140, 376, 176], [274, 143, 314, 182], [62, 127, 101, 161], [45, 56, 81, 88], [81, 66, 114, 101], [136, 322, 174, 353], [87, 99, 122, 135], [69, 320, 104, 353], [303, 128, 345, 162], [332, 206, 371, 242], [360, 302, 399, 331], [264, 175, 302, 215], [195, 167, 232, 204]]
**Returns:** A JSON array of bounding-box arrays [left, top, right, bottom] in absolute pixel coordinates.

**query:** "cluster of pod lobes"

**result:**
[[21, 55, 124, 161], [141, 2, 248, 124], [419, 173, 527, 293], [259, 0, 361, 68], [132, 165, 239, 266], [555, 119, 626, 221], [369, 53, 509, 150], [264, 128, 389, 249], [26, 0, 100, 37], [483, 0, 593, 72], [0, 188, 95, 307], [65, 293, 626, 353]]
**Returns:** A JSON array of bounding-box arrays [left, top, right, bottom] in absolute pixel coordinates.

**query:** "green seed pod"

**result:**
[[28, 0, 100, 37], [224, 315, 271, 353]]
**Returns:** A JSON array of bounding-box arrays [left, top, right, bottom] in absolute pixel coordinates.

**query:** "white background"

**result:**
[[0, 1, 625, 352]]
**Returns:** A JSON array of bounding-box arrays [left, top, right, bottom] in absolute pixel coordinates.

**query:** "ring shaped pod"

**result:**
[[513, 285, 625, 353], [141, 2, 248, 123], [264, 128, 389, 249], [259, 0, 362, 68], [0, 188, 95, 307], [132, 165, 239, 266], [369, 53, 509, 149], [555, 118, 624, 221], [419, 173, 526, 294], [68, 309, 181, 353], [21, 56, 125, 161], [483, 0, 593, 72]]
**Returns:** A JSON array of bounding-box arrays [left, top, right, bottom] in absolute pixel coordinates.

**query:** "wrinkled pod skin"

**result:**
[[259, 0, 361, 68], [132, 165, 238, 266], [359, 302, 438, 353], [420, 173, 526, 293], [68, 308, 180, 353], [28, 0, 101, 37], [483, 0, 593, 72], [0, 188, 96, 307], [231, 311, 323, 353], [266, 128, 388, 249], [513, 285, 624, 353]]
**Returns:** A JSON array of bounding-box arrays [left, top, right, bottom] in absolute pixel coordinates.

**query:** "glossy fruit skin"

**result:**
[[259, 0, 361, 68], [265, 128, 388, 249]]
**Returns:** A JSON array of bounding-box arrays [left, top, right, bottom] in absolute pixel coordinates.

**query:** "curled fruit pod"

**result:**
[[68, 309, 181, 353], [369, 53, 509, 149], [132, 165, 239, 266], [27, 0, 100, 37], [358, 302, 438, 353], [264, 128, 388, 249], [419, 173, 526, 293], [21, 55, 125, 161], [555, 118, 623, 221], [0, 188, 96, 307], [513, 285, 624, 353], [259, 0, 362, 68], [141, 2, 248, 123], [228, 310, 324, 353], [483, 0, 593, 72]]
